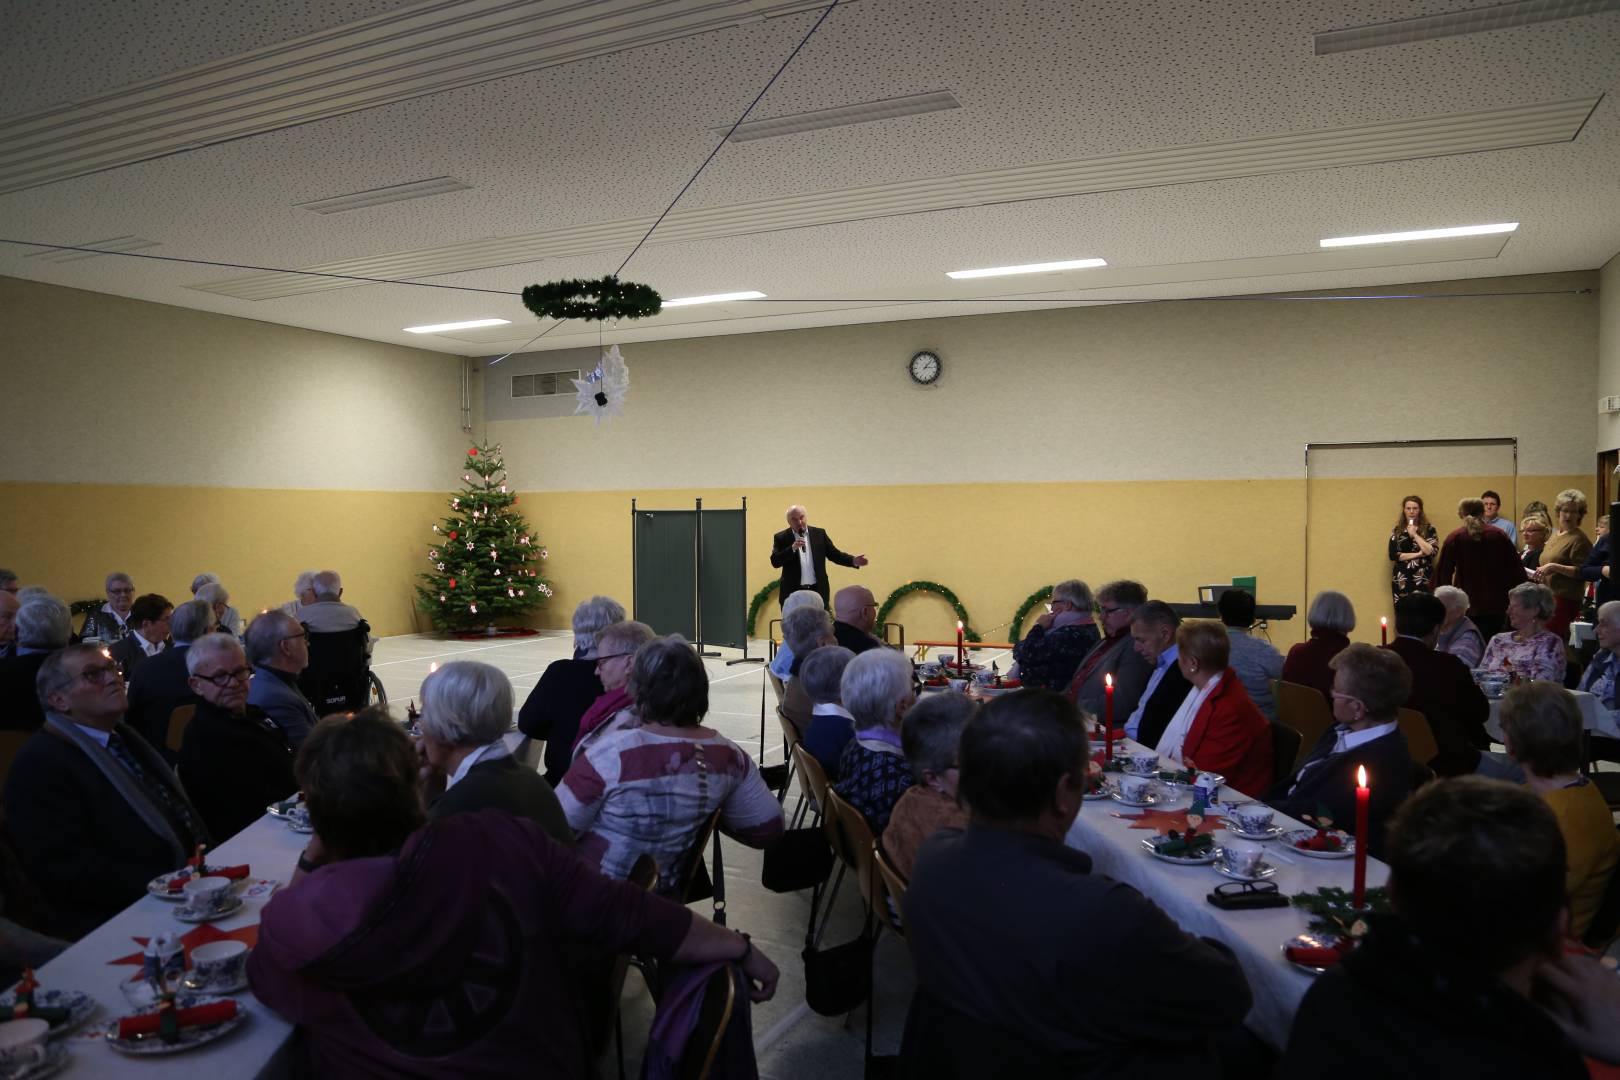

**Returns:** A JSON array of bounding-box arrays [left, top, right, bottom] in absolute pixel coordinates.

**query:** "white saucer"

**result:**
[[173, 897, 244, 923]]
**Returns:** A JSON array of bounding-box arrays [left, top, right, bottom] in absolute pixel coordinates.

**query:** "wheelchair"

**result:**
[[298, 621, 387, 716]]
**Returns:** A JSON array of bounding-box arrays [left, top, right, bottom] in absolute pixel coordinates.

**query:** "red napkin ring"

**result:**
[[116, 1000, 236, 1039], [165, 865, 249, 892]]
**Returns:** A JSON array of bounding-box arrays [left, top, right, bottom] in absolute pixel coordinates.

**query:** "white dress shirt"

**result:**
[[1155, 672, 1222, 761], [1289, 720, 1399, 793], [796, 531, 816, 586], [136, 632, 167, 658], [445, 739, 510, 790]]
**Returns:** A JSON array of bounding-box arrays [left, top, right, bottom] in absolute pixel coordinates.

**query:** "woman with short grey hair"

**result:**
[[768, 589, 826, 680], [518, 597, 633, 785], [195, 582, 244, 638], [16, 598, 72, 652], [1434, 585, 1484, 668], [1280, 590, 1357, 702], [79, 572, 136, 643], [882, 691, 975, 878], [1479, 582, 1565, 683], [781, 605, 834, 680], [419, 661, 570, 841], [800, 645, 856, 774], [832, 648, 916, 830]]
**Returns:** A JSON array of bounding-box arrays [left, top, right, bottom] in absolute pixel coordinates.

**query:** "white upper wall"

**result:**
[[487, 271, 1599, 491], [2, 276, 470, 491]]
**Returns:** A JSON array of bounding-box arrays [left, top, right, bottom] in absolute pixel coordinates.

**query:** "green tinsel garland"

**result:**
[[69, 599, 103, 617], [1289, 886, 1390, 936], [520, 276, 662, 322], [746, 581, 779, 638], [1008, 585, 1054, 644], [876, 581, 979, 641]]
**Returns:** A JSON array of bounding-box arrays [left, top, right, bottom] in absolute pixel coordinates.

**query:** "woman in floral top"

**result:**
[[833, 648, 916, 833], [1479, 583, 1566, 684], [1387, 495, 1439, 601]]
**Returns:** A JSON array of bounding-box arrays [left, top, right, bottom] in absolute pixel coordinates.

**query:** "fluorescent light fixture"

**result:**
[[1319, 222, 1518, 247], [945, 258, 1107, 280], [723, 92, 961, 143], [1316, 1, 1619, 56], [403, 318, 512, 334], [298, 176, 472, 214], [661, 291, 767, 307]]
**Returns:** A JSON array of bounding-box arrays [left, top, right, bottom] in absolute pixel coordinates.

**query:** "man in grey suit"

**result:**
[[245, 611, 319, 750]]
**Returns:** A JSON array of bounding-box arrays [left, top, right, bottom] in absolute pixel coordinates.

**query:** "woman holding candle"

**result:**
[[1387, 495, 1439, 601], [1153, 620, 1272, 797], [1478, 582, 1565, 684]]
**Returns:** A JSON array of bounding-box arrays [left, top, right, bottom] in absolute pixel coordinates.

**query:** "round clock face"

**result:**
[[909, 350, 942, 385]]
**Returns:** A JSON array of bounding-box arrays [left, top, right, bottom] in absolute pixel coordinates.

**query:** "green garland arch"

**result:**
[[746, 581, 779, 639], [520, 276, 662, 322], [877, 581, 980, 642], [1008, 585, 1054, 644]]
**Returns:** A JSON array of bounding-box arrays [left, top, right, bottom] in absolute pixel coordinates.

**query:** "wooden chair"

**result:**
[[0, 731, 31, 793], [780, 680, 814, 739], [1396, 707, 1439, 766], [871, 844, 908, 939], [766, 670, 786, 706], [774, 708, 803, 811], [675, 809, 724, 906], [601, 853, 659, 1080], [1273, 679, 1333, 772], [677, 966, 737, 1080], [165, 704, 196, 754], [790, 742, 831, 830], [791, 744, 844, 937]]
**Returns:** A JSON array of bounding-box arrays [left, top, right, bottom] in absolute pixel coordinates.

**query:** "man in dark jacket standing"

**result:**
[[770, 504, 867, 606]]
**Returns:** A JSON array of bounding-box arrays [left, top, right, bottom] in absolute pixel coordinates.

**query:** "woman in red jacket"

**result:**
[[1153, 620, 1273, 797]]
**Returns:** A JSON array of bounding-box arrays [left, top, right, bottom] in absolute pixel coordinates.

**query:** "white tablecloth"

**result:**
[[1485, 688, 1617, 741], [25, 813, 307, 1077], [1064, 740, 1389, 1051]]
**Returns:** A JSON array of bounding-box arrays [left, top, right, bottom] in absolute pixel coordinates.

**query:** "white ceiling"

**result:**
[[1, 0, 1617, 355]]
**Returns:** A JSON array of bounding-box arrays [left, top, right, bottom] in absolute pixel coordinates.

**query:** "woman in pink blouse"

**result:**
[[1478, 582, 1566, 684]]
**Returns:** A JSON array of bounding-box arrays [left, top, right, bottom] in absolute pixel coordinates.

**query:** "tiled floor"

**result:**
[[370, 630, 1017, 1077]]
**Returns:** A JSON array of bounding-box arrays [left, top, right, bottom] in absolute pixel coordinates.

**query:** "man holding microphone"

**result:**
[[771, 505, 868, 607]]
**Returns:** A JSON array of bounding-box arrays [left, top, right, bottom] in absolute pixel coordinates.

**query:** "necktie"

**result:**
[[106, 732, 203, 847]]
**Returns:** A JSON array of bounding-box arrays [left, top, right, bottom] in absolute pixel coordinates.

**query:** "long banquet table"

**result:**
[[22, 811, 308, 1077], [1484, 687, 1616, 741], [1064, 738, 1389, 1051]]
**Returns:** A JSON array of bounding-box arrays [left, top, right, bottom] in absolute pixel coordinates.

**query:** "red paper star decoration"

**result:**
[[1123, 808, 1226, 836], [110, 922, 260, 968]]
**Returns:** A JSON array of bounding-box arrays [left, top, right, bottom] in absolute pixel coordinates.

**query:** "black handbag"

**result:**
[[802, 931, 873, 1016], [761, 827, 835, 893]]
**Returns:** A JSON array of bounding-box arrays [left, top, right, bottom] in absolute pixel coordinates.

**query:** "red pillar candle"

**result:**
[[1353, 764, 1370, 908], [956, 621, 965, 669], [1104, 672, 1115, 760], [1380, 616, 1388, 646]]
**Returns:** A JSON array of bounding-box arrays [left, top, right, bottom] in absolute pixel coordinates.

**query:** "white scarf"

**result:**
[[1155, 672, 1222, 762]]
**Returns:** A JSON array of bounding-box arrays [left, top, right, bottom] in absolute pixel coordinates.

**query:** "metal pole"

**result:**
[[694, 498, 719, 657], [729, 495, 763, 666], [630, 498, 638, 622]]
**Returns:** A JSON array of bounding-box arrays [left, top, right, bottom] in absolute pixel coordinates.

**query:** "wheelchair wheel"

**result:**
[[368, 671, 387, 706]]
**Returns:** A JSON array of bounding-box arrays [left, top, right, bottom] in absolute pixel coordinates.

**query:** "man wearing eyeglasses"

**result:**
[[176, 634, 297, 844], [4, 643, 208, 938], [245, 611, 319, 749]]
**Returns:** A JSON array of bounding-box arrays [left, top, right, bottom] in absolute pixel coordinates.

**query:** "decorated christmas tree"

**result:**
[[415, 441, 552, 632]]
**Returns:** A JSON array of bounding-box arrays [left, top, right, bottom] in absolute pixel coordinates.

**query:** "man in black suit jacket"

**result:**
[[126, 598, 215, 756], [1266, 643, 1414, 858], [5, 644, 206, 938], [1125, 602, 1194, 750], [107, 593, 173, 683], [771, 504, 868, 606], [832, 585, 884, 654], [1383, 594, 1493, 778]]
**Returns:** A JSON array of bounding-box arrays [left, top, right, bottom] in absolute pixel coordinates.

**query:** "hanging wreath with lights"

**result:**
[[521, 276, 663, 322], [876, 581, 980, 641], [1008, 585, 1055, 644]]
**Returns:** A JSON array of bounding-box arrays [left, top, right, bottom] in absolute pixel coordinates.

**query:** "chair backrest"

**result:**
[[1268, 721, 1302, 786], [780, 679, 813, 736], [1274, 679, 1333, 772], [824, 788, 877, 905], [678, 966, 738, 1080], [1396, 707, 1439, 766], [871, 843, 908, 940], [586, 853, 660, 1057], [791, 742, 831, 817], [777, 706, 804, 748], [675, 808, 724, 904], [766, 670, 786, 706], [0, 731, 32, 793], [298, 625, 371, 716], [165, 704, 196, 754]]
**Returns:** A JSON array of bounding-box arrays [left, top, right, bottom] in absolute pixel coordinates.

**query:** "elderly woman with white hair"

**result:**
[[1433, 586, 1484, 668], [192, 574, 245, 637], [79, 572, 136, 643], [1280, 590, 1356, 702], [769, 588, 830, 681], [278, 571, 319, 617], [1, 597, 74, 733], [833, 647, 917, 831], [559, 636, 783, 892], [1578, 600, 1620, 714], [419, 660, 571, 843], [518, 595, 626, 784], [1479, 582, 1566, 684]]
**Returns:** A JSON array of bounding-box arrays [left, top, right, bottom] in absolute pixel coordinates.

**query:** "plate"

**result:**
[[173, 897, 244, 924], [1281, 829, 1356, 859], [1282, 932, 1349, 976], [1224, 824, 1283, 842], [1140, 838, 1220, 865], [0, 1040, 68, 1080], [103, 995, 249, 1056], [1214, 859, 1278, 882], [1082, 786, 1111, 801], [283, 817, 314, 835], [182, 972, 249, 995], [0, 989, 97, 1039], [1109, 786, 1171, 808]]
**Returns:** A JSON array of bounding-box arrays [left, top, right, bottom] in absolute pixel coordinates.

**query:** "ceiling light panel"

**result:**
[[946, 258, 1106, 279], [662, 291, 767, 306], [403, 318, 512, 333], [1320, 222, 1519, 247], [1315, 0, 1620, 55], [190, 97, 1596, 301], [722, 92, 961, 143], [19, 236, 161, 263], [297, 176, 473, 214]]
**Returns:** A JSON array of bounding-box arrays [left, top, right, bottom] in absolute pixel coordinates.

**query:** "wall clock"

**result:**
[[908, 350, 942, 386]]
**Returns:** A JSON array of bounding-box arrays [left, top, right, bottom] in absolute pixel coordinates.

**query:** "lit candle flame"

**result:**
[[1105, 672, 1113, 688], [1357, 765, 1368, 788], [429, 662, 440, 674], [956, 620, 963, 630], [1380, 616, 1387, 626]]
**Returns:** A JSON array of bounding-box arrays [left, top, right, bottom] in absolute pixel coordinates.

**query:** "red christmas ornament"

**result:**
[[449, 578, 457, 588], [468, 448, 478, 456], [448, 531, 457, 540]]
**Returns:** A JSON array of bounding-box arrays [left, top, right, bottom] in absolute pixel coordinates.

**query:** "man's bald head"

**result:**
[[835, 585, 877, 632], [786, 505, 807, 531], [0, 590, 18, 647]]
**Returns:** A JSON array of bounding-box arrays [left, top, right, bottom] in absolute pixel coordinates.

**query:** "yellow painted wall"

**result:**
[[1, 483, 447, 637], [519, 473, 1590, 649]]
